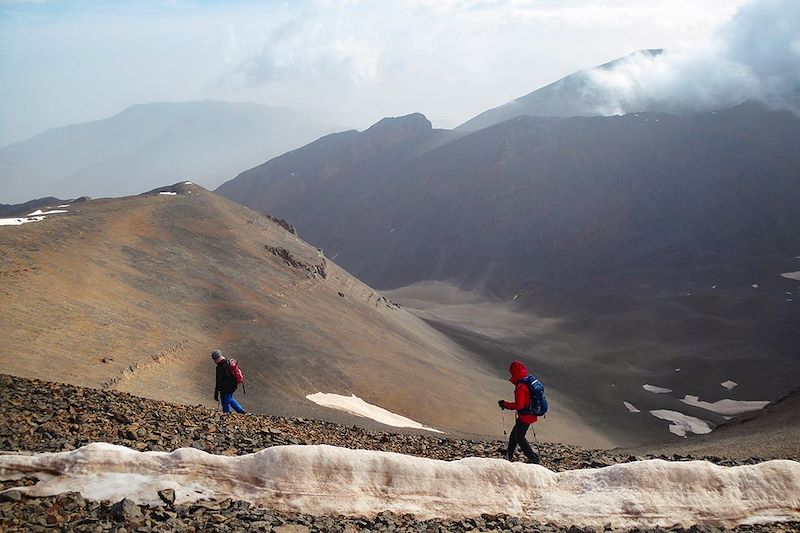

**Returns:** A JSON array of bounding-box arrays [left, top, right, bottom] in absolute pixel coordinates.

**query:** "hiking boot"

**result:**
[[525, 455, 540, 465]]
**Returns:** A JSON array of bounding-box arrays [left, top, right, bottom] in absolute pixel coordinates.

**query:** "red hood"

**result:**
[[509, 361, 528, 384]]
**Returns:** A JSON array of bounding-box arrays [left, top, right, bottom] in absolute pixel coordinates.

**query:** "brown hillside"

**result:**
[[0, 183, 609, 446]]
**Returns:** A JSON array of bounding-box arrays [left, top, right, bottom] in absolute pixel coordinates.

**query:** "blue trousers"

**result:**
[[221, 392, 245, 413]]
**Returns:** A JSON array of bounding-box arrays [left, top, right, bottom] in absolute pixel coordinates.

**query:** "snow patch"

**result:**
[[1, 443, 799, 529], [780, 272, 800, 281], [159, 192, 177, 196], [649, 410, 713, 437], [27, 209, 67, 216], [752, 283, 759, 288], [721, 380, 738, 390], [643, 384, 672, 394], [0, 216, 45, 226], [680, 395, 769, 416], [623, 401, 640, 413], [57, 204, 70, 208], [306, 393, 442, 433]]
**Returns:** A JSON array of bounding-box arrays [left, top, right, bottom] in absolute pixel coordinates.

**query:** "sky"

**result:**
[[0, 0, 765, 147]]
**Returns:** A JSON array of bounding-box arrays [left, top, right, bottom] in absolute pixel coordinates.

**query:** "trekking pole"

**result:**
[[501, 410, 507, 439]]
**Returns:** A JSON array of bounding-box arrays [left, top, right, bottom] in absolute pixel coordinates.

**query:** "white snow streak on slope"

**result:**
[[680, 395, 769, 416], [650, 410, 713, 437], [27, 209, 67, 215], [0, 216, 45, 226], [306, 393, 442, 433], [1, 444, 799, 529], [643, 384, 672, 394], [158, 192, 177, 196], [781, 272, 800, 281], [721, 380, 738, 390], [623, 401, 641, 413]]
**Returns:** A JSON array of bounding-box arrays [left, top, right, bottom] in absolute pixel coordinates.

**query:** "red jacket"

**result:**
[[501, 361, 538, 424]]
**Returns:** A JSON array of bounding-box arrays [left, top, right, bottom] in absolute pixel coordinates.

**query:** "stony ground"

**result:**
[[0, 374, 796, 533]]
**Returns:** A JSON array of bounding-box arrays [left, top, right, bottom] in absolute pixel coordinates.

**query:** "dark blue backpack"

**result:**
[[520, 375, 548, 416]]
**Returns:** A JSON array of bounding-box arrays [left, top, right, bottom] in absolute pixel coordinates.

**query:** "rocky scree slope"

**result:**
[[2, 374, 797, 533]]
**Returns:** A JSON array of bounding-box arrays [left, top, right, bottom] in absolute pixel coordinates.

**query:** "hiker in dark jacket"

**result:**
[[498, 360, 540, 464], [211, 349, 245, 414]]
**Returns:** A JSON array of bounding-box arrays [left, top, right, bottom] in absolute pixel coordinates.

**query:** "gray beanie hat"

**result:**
[[211, 349, 222, 360]]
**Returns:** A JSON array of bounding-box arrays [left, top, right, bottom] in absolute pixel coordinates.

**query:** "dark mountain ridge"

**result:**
[[218, 102, 800, 294]]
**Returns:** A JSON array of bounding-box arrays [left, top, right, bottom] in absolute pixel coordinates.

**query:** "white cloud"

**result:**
[[0, 0, 757, 146], [584, 0, 800, 114]]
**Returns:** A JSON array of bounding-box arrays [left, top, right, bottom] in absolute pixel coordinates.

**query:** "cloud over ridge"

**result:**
[[585, 0, 800, 115]]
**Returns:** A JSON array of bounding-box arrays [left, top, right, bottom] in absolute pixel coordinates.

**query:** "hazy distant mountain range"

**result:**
[[0, 100, 340, 204]]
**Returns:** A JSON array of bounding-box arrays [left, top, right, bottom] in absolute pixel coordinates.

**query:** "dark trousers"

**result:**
[[508, 420, 539, 463]]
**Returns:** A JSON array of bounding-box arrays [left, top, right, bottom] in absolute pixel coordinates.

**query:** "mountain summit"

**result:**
[[459, 50, 673, 130]]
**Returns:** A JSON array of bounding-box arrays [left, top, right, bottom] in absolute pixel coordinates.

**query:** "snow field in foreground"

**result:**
[[1, 443, 799, 529], [306, 392, 442, 433]]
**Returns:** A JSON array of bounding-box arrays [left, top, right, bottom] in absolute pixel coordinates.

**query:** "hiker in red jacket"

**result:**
[[498, 360, 540, 464]]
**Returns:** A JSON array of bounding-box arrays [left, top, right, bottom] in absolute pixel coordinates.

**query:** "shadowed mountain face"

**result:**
[[216, 104, 800, 443], [215, 113, 465, 220], [218, 103, 800, 294], [0, 100, 340, 204], [0, 183, 534, 441]]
